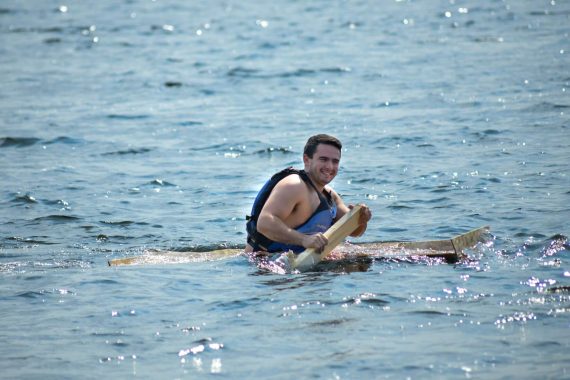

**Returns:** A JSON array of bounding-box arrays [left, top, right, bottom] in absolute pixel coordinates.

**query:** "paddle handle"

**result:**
[[291, 205, 363, 272]]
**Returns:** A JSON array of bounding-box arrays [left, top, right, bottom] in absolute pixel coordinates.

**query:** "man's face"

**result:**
[[304, 143, 341, 187]]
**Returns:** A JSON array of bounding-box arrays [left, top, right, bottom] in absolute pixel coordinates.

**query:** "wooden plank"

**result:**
[[108, 223, 490, 268], [290, 205, 363, 272], [451, 225, 490, 254], [108, 248, 241, 267], [356, 225, 490, 262]]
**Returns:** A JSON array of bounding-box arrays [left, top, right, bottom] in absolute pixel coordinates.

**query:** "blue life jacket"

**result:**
[[246, 167, 337, 254]]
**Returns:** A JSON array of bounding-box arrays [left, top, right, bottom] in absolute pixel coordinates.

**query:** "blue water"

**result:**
[[1, 0, 569, 378]]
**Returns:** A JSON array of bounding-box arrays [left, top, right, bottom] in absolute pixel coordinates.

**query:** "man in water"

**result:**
[[245, 134, 372, 255]]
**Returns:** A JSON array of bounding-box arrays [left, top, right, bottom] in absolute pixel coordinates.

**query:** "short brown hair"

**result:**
[[303, 134, 342, 158]]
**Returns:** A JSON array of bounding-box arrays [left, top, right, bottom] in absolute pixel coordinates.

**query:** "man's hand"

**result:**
[[348, 203, 372, 237], [358, 204, 372, 226], [301, 233, 328, 253], [349, 204, 371, 226]]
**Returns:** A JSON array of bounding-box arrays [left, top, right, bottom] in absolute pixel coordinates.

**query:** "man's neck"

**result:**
[[303, 170, 325, 193]]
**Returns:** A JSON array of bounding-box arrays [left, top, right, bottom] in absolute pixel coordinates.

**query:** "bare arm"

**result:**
[[257, 175, 328, 251]]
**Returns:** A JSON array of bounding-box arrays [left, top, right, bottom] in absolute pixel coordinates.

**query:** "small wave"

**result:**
[[43, 136, 84, 145], [83, 279, 122, 286], [427, 197, 451, 204], [472, 36, 505, 43], [350, 292, 389, 306], [523, 102, 570, 113], [471, 129, 503, 141], [189, 143, 226, 152], [0, 137, 41, 148], [309, 318, 353, 327], [102, 147, 152, 156], [43, 37, 62, 44], [226, 66, 351, 79], [253, 146, 295, 155], [177, 120, 203, 127], [148, 179, 176, 187], [387, 204, 413, 210], [33, 215, 81, 223], [178, 339, 224, 358], [371, 135, 424, 145], [42, 199, 70, 207], [408, 309, 447, 316], [16, 291, 45, 299], [95, 234, 138, 241], [100, 220, 136, 226], [106, 114, 150, 120], [8, 26, 65, 33], [541, 234, 568, 257], [164, 81, 183, 87], [529, 9, 570, 17], [91, 331, 125, 338], [431, 186, 452, 193], [5, 236, 56, 245], [346, 178, 374, 184], [258, 42, 279, 50], [371, 101, 400, 108], [11, 194, 38, 204], [279, 68, 317, 78], [227, 67, 260, 78], [321, 66, 352, 74], [211, 299, 251, 311]]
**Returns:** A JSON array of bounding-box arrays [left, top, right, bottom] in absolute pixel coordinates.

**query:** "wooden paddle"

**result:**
[[289, 205, 364, 272]]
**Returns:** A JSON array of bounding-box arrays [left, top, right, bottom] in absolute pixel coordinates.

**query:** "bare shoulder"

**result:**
[[278, 173, 305, 186], [268, 173, 307, 201], [263, 173, 307, 215]]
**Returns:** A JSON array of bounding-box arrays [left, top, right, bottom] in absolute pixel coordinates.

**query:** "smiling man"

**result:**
[[245, 134, 372, 255]]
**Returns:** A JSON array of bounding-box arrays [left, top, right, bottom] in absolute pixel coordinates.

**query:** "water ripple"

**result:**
[[33, 215, 81, 223], [4, 236, 56, 245], [0, 137, 41, 148], [106, 114, 150, 120], [102, 147, 153, 156], [11, 193, 38, 204], [226, 66, 351, 79], [44, 136, 84, 145]]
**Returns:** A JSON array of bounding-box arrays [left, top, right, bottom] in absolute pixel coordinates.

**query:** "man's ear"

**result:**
[[302, 154, 310, 165]]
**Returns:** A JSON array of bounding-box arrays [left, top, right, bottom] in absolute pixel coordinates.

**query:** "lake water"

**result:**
[[1, 0, 569, 378]]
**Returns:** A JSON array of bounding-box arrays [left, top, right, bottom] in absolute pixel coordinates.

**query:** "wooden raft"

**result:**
[[108, 217, 489, 269]]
